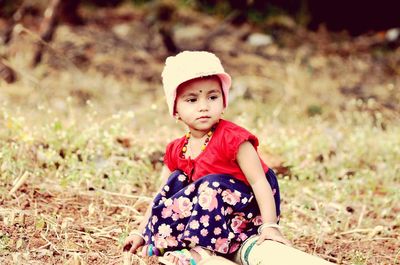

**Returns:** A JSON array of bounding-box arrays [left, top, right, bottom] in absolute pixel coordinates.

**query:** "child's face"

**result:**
[[175, 76, 224, 134]]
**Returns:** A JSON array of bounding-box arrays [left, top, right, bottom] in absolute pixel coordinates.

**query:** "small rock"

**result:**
[[174, 25, 207, 43], [386, 28, 400, 42], [112, 23, 131, 38], [247, 33, 273, 47]]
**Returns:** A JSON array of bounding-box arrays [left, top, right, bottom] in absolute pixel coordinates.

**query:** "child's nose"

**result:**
[[198, 98, 209, 111]]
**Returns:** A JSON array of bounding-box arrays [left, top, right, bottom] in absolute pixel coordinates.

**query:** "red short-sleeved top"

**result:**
[[163, 119, 269, 186]]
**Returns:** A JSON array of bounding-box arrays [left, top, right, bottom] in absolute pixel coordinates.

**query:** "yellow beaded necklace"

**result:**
[[181, 126, 216, 158]]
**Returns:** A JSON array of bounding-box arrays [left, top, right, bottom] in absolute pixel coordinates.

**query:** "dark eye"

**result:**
[[186, 98, 197, 103], [209, 95, 219, 100]]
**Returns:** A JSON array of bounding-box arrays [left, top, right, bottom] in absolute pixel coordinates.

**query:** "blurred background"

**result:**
[[0, 1, 399, 264]]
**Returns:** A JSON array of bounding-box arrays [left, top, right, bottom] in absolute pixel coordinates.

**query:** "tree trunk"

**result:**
[[32, 0, 62, 67], [0, 59, 17, 83]]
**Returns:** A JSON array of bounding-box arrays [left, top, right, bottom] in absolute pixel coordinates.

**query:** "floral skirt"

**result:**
[[142, 169, 280, 255]]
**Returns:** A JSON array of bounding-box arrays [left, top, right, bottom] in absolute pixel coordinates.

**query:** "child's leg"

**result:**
[[234, 236, 334, 265]]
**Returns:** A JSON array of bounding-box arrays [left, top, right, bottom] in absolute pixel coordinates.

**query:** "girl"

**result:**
[[123, 51, 290, 265]]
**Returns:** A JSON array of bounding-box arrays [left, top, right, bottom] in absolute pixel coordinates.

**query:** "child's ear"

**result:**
[[174, 114, 181, 124]]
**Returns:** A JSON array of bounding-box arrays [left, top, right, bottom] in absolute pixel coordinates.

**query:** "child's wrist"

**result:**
[[258, 223, 281, 234]]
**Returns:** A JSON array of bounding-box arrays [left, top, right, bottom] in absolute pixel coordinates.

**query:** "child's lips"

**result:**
[[197, 116, 211, 121]]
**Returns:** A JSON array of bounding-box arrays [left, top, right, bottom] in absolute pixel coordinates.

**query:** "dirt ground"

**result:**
[[1, 182, 398, 264]]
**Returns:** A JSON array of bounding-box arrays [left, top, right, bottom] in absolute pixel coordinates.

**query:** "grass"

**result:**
[[1, 4, 399, 264]]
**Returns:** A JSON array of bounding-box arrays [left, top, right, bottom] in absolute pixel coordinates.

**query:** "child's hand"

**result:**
[[256, 227, 292, 247], [123, 232, 145, 253]]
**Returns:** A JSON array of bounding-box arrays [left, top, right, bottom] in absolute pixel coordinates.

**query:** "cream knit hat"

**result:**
[[161, 51, 231, 116]]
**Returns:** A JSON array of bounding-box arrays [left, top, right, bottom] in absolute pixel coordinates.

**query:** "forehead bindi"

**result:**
[[177, 78, 221, 97]]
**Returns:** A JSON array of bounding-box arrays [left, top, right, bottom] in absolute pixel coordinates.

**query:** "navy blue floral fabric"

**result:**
[[142, 169, 280, 255]]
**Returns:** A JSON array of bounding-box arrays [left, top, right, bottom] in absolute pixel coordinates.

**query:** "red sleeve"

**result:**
[[163, 141, 177, 172], [223, 127, 259, 162]]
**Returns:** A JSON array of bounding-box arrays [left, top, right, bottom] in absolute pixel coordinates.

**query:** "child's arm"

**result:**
[[123, 165, 171, 253], [237, 141, 291, 246]]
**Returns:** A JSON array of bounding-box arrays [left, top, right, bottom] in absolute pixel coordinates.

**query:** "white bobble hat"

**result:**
[[161, 51, 232, 116]]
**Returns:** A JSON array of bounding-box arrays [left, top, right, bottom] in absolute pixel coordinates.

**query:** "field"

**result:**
[[1, 4, 399, 265]]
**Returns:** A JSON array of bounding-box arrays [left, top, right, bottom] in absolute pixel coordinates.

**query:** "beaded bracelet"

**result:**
[[129, 230, 145, 241], [257, 223, 281, 234]]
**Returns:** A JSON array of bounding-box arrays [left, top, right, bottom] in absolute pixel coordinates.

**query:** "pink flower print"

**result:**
[[177, 223, 185, 231], [226, 207, 233, 215], [164, 198, 173, 207], [212, 181, 220, 187], [187, 236, 199, 247], [221, 207, 226, 216], [238, 233, 248, 241], [171, 213, 179, 221], [200, 228, 208, 237], [198, 187, 218, 211], [185, 184, 196, 195], [222, 189, 241, 205], [189, 220, 200, 230], [200, 215, 210, 227], [215, 215, 221, 221], [190, 236, 199, 245], [178, 174, 186, 182], [188, 184, 196, 192], [214, 227, 222, 235], [272, 188, 277, 196], [199, 181, 210, 192], [230, 243, 240, 253], [252, 215, 263, 226], [172, 197, 193, 219], [215, 237, 229, 253], [161, 206, 173, 219], [158, 224, 172, 237], [230, 215, 248, 233]]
